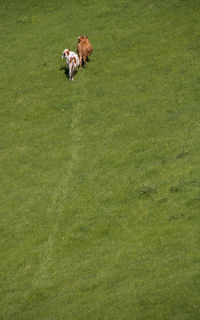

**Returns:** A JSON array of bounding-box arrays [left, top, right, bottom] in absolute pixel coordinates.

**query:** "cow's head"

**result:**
[[77, 36, 88, 43], [62, 49, 70, 59]]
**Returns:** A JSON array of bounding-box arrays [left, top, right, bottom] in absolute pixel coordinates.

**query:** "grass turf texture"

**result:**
[[0, 0, 200, 319]]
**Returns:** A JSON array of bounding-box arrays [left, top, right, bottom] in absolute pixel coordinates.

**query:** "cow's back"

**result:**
[[85, 39, 93, 55], [77, 39, 93, 56]]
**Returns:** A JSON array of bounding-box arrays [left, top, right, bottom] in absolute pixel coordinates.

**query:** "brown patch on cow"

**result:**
[[70, 57, 76, 64]]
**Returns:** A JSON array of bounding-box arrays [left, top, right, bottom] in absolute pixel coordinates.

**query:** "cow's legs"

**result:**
[[71, 69, 74, 81], [83, 55, 87, 67], [79, 54, 82, 68], [68, 63, 72, 81], [69, 63, 76, 81]]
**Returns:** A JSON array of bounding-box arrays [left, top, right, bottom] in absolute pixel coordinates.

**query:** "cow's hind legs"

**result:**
[[83, 56, 87, 67], [68, 63, 73, 81], [79, 55, 83, 68]]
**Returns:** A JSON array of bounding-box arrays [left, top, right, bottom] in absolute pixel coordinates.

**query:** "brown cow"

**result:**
[[77, 36, 93, 68]]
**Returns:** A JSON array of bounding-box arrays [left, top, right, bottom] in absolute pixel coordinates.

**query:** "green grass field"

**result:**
[[1, 0, 200, 319]]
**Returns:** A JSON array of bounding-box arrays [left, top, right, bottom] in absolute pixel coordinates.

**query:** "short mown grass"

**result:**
[[0, 0, 200, 319]]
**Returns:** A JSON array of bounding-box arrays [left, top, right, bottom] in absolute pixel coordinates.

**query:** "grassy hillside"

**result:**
[[0, 0, 200, 319]]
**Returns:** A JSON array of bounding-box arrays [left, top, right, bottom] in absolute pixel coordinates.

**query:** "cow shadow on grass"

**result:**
[[59, 66, 69, 79]]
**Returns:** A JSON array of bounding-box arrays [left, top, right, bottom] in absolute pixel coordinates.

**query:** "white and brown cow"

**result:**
[[77, 36, 93, 68], [62, 49, 80, 81]]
